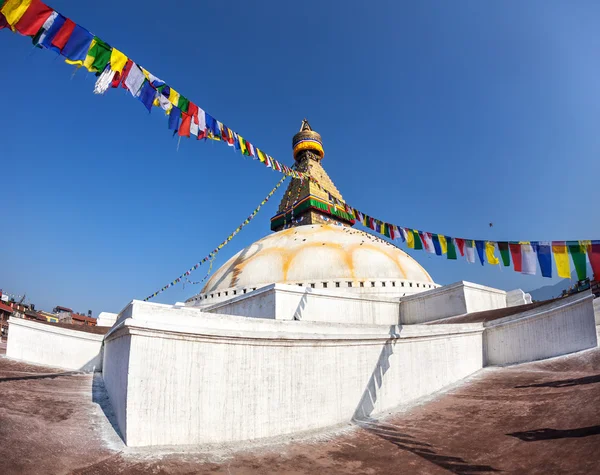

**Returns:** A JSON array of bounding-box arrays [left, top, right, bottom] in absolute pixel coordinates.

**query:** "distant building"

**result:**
[[0, 301, 13, 337], [71, 313, 96, 326], [38, 311, 59, 323], [53, 305, 74, 314]]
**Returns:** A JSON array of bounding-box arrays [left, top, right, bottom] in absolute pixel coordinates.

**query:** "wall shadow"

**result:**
[[507, 426, 600, 441], [356, 418, 500, 474], [0, 370, 88, 383], [92, 372, 125, 443], [352, 325, 400, 420], [515, 374, 600, 389]]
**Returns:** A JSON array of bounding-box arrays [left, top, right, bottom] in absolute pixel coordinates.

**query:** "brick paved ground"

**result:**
[[0, 344, 598, 474]]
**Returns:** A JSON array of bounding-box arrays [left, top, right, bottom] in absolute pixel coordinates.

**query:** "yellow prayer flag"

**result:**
[[1, 0, 32, 28], [110, 48, 128, 73], [439, 235, 448, 254], [552, 242, 571, 278], [239, 135, 248, 154], [256, 148, 267, 163], [407, 230, 415, 249], [168, 88, 180, 106], [485, 242, 499, 265]]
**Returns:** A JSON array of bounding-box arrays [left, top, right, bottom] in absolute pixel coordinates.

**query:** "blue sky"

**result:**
[[1, 0, 599, 315]]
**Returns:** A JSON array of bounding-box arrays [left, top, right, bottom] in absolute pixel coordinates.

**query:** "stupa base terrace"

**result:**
[[5, 280, 598, 448]]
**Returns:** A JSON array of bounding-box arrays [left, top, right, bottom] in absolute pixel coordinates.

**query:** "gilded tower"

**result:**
[[270, 120, 356, 231]]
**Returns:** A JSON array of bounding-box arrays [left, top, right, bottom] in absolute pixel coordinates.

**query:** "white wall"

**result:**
[[97, 312, 118, 328], [484, 292, 597, 366], [102, 330, 131, 440], [103, 301, 483, 447], [594, 297, 599, 325], [6, 317, 104, 371], [400, 281, 507, 324], [204, 284, 401, 325]]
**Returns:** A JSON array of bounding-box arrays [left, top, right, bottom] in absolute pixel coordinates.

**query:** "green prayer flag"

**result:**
[[90, 38, 112, 72], [177, 95, 190, 113], [497, 241, 511, 267], [383, 223, 391, 239], [413, 230, 423, 250], [446, 236, 457, 260], [568, 241, 587, 280]]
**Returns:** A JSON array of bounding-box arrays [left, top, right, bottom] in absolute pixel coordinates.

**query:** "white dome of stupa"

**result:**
[[196, 224, 435, 298]]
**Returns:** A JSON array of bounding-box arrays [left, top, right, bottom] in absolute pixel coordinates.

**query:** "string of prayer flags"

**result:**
[[0, 0, 307, 181], [143, 176, 287, 301]]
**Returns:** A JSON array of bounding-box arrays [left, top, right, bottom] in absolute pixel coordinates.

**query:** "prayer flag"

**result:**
[[432, 234, 442, 256], [567, 241, 587, 280], [587, 241, 600, 280], [413, 230, 423, 250], [177, 95, 190, 114], [521, 242, 537, 275], [421, 232, 435, 253], [256, 148, 267, 163], [137, 80, 156, 113], [475, 240, 485, 265], [50, 17, 75, 51], [509, 242, 522, 272], [168, 88, 180, 107], [455, 238, 465, 257], [238, 135, 248, 155], [119, 59, 133, 88], [110, 48, 127, 73], [439, 235, 448, 254], [485, 241, 499, 265], [62, 25, 93, 64], [82, 37, 111, 72], [465, 240, 475, 263], [178, 112, 191, 137], [551, 241, 570, 279], [497, 242, 511, 267], [197, 108, 206, 138], [1, 0, 32, 29], [168, 106, 181, 131], [446, 236, 457, 260], [14, 0, 52, 36], [124, 63, 145, 97], [533, 241, 552, 278]]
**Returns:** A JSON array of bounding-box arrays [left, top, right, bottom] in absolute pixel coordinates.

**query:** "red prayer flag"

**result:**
[[509, 243, 522, 272], [14, 0, 53, 36], [455, 238, 465, 256], [187, 102, 199, 124], [51, 18, 76, 51], [178, 113, 191, 138], [588, 242, 600, 280]]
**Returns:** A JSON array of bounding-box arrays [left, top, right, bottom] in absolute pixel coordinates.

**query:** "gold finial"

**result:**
[[300, 119, 312, 132]]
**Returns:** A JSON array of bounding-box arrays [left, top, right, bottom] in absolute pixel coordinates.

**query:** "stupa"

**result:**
[[192, 120, 437, 308]]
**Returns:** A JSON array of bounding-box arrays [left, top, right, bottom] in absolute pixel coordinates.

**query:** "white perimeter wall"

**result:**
[[6, 317, 104, 371], [484, 292, 597, 365], [102, 301, 483, 447], [400, 281, 507, 324], [203, 283, 401, 325]]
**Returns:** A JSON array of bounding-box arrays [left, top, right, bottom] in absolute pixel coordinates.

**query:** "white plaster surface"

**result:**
[[506, 289, 532, 307], [594, 297, 600, 325], [484, 292, 598, 366], [102, 300, 483, 447], [97, 312, 118, 327], [6, 317, 104, 371], [203, 284, 401, 325], [400, 281, 507, 324], [193, 225, 437, 299]]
